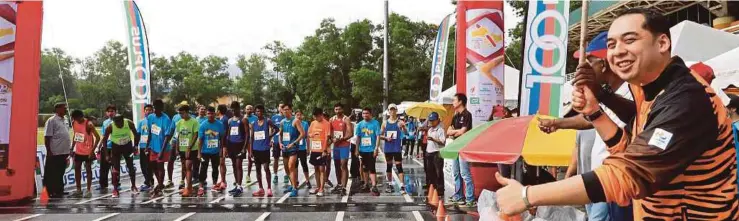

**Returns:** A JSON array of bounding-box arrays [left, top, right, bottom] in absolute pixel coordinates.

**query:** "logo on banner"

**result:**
[[466, 10, 504, 63]]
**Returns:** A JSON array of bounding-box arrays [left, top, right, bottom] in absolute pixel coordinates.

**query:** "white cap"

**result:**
[[388, 103, 397, 110]]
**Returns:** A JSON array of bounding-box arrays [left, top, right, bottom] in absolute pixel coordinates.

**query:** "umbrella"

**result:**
[[405, 102, 447, 119], [440, 115, 576, 166]]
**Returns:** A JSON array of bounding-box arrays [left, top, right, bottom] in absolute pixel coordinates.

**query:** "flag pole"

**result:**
[[578, 0, 590, 64]]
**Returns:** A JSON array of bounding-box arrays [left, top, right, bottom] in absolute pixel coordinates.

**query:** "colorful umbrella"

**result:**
[[440, 115, 576, 166], [405, 102, 447, 119]]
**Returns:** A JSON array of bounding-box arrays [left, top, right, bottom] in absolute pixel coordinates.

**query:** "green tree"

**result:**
[[349, 68, 383, 109], [234, 54, 268, 106], [76, 41, 131, 116], [39, 48, 77, 112]]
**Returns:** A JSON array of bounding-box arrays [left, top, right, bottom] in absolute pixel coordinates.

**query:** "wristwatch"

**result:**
[[583, 109, 604, 122]]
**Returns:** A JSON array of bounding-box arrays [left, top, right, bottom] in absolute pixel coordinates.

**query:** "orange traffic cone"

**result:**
[[436, 200, 448, 220], [39, 187, 49, 203], [428, 187, 439, 207], [426, 184, 434, 199]]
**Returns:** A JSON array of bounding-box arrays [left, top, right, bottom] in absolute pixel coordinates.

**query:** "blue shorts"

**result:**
[[333, 146, 350, 160]]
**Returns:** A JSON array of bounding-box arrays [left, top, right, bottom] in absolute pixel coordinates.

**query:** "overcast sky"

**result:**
[[42, 0, 522, 62]]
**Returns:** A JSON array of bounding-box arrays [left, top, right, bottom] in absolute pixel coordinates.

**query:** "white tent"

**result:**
[[671, 20, 739, 62], [439, 65, 521, 105], [705, 47, 739, 90]]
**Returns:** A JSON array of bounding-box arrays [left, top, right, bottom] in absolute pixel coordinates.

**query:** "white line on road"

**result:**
[[173, 212, 196, 221], [12, 214, 42, 221], [255, 212, 271, 221], [412, 211, 424, 221], [412, 158, 454, 189], [335, 211, 345, 221], [209, 196, 226, 204], [75, 189, 131, 205], [340, 179, 352, 203], [276, 171, 315, 204], [91, 213, 119, 221]]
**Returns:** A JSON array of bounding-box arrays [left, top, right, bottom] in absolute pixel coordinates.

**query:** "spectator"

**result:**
[[424, 112, 446, 200], [447, 93, 475, 207], [43, 102, 71, 198]]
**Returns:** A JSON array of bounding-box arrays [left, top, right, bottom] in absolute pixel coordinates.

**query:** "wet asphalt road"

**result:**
[[0, 150, 479, 221]]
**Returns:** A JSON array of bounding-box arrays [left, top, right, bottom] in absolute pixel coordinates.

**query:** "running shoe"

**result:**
[[197, 187, 205, 197], [266, 189, 274, 197], [316, 191, 324, 197], [131, 187, 140, 195], [115, 186, 122, 191], [252, 189, 265, 197], [339, 188, 347, 196], [181, 188, 191, 197], [228, 186, 239, 194], [330, 185, 343, 194], [400, 186, 407, 195], [306, 182, 312, 190], [462, 201, 477, 208], [283, 175, 289, 184], [370, 187, 380, 196], [139, 184, 151, 192], [448, 196, 464, 205], [289, 189, 298, 197], [112, 189, 120, 198], [178, 180, 185, 190], [309, 188, 318, 195], [84, 191, 93, 198], [71, 191, 83, 198], [326, 180, 334, 188], [283, 186, 294, 194], [385, 185, 393, 193], [245, 176, 251, 183], [165, 180, 174, 189], [231, 187, 243, 197], [272, 176, 278, 184]]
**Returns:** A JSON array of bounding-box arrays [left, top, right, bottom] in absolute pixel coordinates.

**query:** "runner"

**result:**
[[329, 103, 353, 195], [145, 99, 173, 197], [196, 105, 208, 124], [403, 116, 416, 158], [225, 101, 250, 196], [250, 105, 278, 197], [196, 106, 223, 196], [308, 108, 331, 197], [70, 110, 100, 198], [379, 104, 407, 194], [296, 111, 312, 190], [168, 102, 187, 190], [100, 114, 140, 198], [279, 104, 305, 197], [175, 104, 200, 197], [137, 104, 154, 192], [245, 104, 258, 183], [97, 105, 117, 192], [213, 104, 230, 192], [271, 103, 286, 184], [354, 108, 381, 196]]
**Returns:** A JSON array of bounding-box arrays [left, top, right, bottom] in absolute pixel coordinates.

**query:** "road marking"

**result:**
[[173, 212, 196, 221], [335, 211, 345, 221], [255, 212, 270, 221], [391, 167, 412, 203], [75, 189, 132, 205], [91, 213, 119, 221], [412, 211, 424, 221], [208, 165, 285, 204], [412, 158, 454, 189], [276, 171, 315, 204], [340, 179, 352, 202], [13, 214, 42, 221], [209, 196, 226, 204]]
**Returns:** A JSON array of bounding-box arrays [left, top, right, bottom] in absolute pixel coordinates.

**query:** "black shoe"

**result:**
[[326, 180, 334, 188], [385, 185, 393, 193], [360, 185, 370, 193], [371, 187, 380, 196]]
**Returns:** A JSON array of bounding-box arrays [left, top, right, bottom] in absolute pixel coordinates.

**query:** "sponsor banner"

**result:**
[[0, 3, 16, 147], [456, 1, 505, 127], [519, 0, 570, 117], [124, 0, 151, 124], [429, 14, 452, 103]]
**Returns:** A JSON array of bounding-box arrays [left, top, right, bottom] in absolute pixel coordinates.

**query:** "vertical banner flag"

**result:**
[[1, 1, 43, 202], [519, 0, 570, 117], [429, 14, 452, 103], [456, 1, 505, 127], [124, 0, 151, 124]]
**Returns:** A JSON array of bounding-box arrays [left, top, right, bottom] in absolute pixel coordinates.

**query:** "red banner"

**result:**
[[0, 1, 43, 203]]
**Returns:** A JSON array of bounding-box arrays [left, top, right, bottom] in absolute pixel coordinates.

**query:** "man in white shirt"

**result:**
[[424, 112, 446, 200], [44, 102, 71, 198]]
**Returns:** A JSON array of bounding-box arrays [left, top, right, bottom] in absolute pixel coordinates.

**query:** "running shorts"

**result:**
[[310, 152, 328, 166], [359, 152, 376, 173], [384, 152, 402, 163], [226, 141, 246, 159], [333, 146, 350, 160], [253, 150, 270, 165]]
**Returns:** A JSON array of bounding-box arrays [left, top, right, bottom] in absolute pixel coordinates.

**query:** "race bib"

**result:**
[[311, 140, 322, 150], [333, 131, 343, 139], [73, 133, 85, 142], [387, 131, 397, 139], [179, 138, 190, 147], [151, 125, 161, 136], [230, 126, 239, 136], [207, 139, 218, 149], [118, 137, 131, 144], [254, 131, 266, 140], [140, 135, 148, 143], [282, 132, 291, 141], [361, 137, 371, 146]]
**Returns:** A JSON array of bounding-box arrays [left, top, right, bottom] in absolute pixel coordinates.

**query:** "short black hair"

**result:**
[[153, 99, 164, 109], [217, 104, 228, 114], [106, 104, 117, 112], [312, 107, 323, 116], [283, 103, 293, 110], [617, 8, 671, 40], [178, 104, 190, 112], [230, 101, 241, 110], [144, 104, 154, 109], [454, 93, 467, 106], [71, 110, 84, 119], [256, 104, 265, 112], [206, 106, 216, 113], [334, 103, 344, 108], [362, 107, 372, 113]]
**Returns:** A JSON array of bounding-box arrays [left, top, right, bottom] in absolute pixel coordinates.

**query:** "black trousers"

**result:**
[[99, 149, 113, 188], [425, 152, 444, 197], [139, 148, 153, 186], [420, 142, 430, 185], [43, 154, 68, 196], [350, 144, 360, 178], [199, 154, 220, 185]]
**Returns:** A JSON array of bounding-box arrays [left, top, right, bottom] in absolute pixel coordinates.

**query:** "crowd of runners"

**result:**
[[43, 99, 440, 200]]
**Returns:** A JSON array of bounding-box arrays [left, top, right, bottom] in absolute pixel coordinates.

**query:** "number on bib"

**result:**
[[387, 131, 397, 139], [118, 137, 131, 145], [179, 138, 190, 147], [230, 126, 239, 136], [311, 140, 322, 150], [254, 131, 266, 140], [207, 140, 218, 149], [333, 131, 343, 139], [73, 133, 85, 142], [151, 125, 161, 136], [282, 132, 291, 142], [361, 137, 371, 146]]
